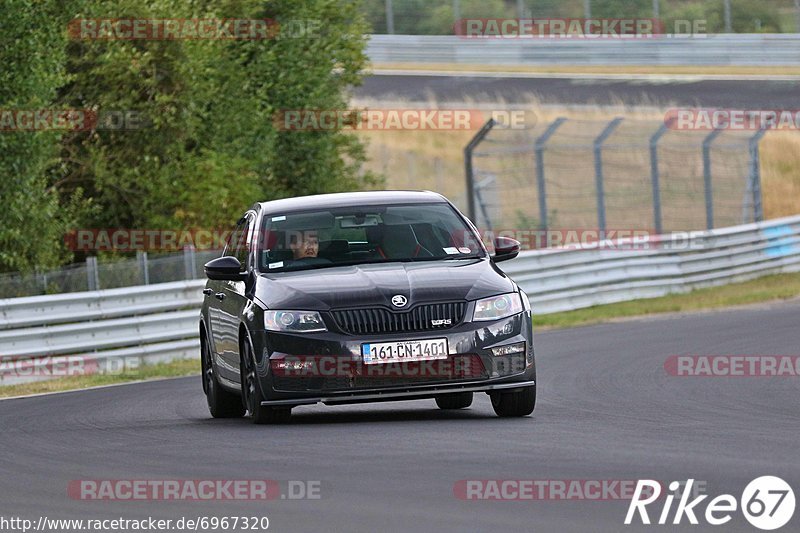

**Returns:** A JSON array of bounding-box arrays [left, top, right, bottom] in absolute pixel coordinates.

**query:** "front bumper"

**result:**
[[250, 310, 536, 405], [260, 380, 537, 407]]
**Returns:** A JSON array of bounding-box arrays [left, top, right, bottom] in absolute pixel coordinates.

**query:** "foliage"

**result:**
[[0, 0, 73, 271], [1, 0, 378, 272]]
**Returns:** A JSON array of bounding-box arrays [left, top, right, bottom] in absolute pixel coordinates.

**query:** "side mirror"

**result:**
[[492, 236, 520, 263], [205, 256, 247, 281]]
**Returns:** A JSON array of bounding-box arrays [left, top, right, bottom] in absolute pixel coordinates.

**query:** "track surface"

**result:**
[[1, 302, 798, 532], [356, 74, 800, 108]]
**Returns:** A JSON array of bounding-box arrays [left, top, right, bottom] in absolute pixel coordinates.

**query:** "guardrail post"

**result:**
[[649, 122, 670, 235], [534, 117, 567, 231], [184, 245, 196, 280], [464, 118, 496, 222], [594, 117, 623, 233], [747, 128, 767, 223], [137, 250, 150, 285], [86, 256, 99, 291], [702, 128, 723, 230]]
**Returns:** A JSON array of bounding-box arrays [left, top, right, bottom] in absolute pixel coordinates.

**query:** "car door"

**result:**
[[206, 219, 242, 382], [216, 212, 255, 383]]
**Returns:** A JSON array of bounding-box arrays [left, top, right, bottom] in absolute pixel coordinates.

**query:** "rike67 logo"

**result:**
[[626, 477, 795, 530]]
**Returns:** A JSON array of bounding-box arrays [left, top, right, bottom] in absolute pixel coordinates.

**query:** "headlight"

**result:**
[[472, 293, 523, 321], [264, 310, 327, 332]]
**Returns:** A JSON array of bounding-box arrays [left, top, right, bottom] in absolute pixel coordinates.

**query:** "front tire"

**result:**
[[201, 333, 245, 418], [435, 392, 473, 410], [241, 338, 292, 424], [491, 386, 536, 417]]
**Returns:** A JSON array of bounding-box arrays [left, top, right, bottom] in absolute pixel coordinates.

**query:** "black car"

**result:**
[[200, 191, 536, 423]]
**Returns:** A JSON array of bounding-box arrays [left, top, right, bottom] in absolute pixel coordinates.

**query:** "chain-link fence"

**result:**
[[465, 117, 768, 233], [0, 249, 220, 299], [364, 0, 800, 34]]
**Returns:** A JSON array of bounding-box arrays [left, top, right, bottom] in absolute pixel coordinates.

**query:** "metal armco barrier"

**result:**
[[0, 280, 204, 385], [503, 214, 800, 314], [1, 215, 799, 384], [367, 34, 800, 67]]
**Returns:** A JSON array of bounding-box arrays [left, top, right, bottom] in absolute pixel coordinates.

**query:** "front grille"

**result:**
[[331, 302, 467, 335]]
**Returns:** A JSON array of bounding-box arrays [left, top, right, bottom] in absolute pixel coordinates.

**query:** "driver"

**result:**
[[287, 231, 330, 264]]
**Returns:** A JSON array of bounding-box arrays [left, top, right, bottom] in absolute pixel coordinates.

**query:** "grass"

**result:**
[[371, 62, 800, 77], [0, 358, 199, 399], [534, 272, 800, 329], [2, 273, 799, 398]]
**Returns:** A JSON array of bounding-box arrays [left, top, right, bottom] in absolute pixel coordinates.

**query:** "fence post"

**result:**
[[86, 256, 99, 291], [534, 117, 567, 231], [594, 117, 623, 233], [385, 0, 394, 34], [474, 173, 496, 231], [184, 245, 197, 280], [702, 128, 723, 230], [723, 0, 732, 33], [137, 250, 150, 285], [649, 122, 670, 235], [464, 118, 496, 222], [747, 128, 767, 223]]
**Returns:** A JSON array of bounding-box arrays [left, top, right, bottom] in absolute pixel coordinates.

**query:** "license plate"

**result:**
[[361, 338, 449, 365]]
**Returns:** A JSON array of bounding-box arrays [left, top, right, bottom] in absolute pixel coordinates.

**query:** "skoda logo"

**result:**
[[391, 295, 408, 308]]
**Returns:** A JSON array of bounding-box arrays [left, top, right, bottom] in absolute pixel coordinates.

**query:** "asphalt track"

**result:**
[[356, 74, 800, 108], [1, 301, 798, 532]]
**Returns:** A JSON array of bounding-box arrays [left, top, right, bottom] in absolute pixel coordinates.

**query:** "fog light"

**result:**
[[491, 342, 526, 357]]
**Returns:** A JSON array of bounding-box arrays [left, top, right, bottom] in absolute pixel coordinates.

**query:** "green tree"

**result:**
[[54, 0, 378, 237], [0, 0, 73, 272]]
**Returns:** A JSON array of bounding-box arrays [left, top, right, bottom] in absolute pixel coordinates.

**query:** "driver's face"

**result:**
[[289, 232, 319, 259]]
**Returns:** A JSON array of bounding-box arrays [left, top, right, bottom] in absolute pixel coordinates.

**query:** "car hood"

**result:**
[[254, 259, 515, 310]]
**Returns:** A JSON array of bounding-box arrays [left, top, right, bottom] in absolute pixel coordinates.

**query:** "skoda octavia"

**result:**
[[200, 191, 536, 423]]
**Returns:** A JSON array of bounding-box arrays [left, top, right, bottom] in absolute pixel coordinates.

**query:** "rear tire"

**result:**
[[201, 333, 245, 418], [435, 392, 473, 410], [241, 338, 292, 424], [491, 386, 536, 417]]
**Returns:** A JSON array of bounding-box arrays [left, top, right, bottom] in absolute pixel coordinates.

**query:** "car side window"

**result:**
[[222, 219, 244, 258], [234, 214, 254, 270]]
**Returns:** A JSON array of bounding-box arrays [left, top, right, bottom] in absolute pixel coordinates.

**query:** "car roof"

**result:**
[[256, 190, 448, 214]]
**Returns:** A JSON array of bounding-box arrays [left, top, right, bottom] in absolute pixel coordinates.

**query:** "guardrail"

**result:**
[[504, 214, 800, 313], [367, 34, 800, 67], [0, 280, 204, 385], [1, 214, 798, 384]]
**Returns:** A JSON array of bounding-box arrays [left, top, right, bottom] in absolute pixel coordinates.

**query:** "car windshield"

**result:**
[[257, 202, 485, 272]]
